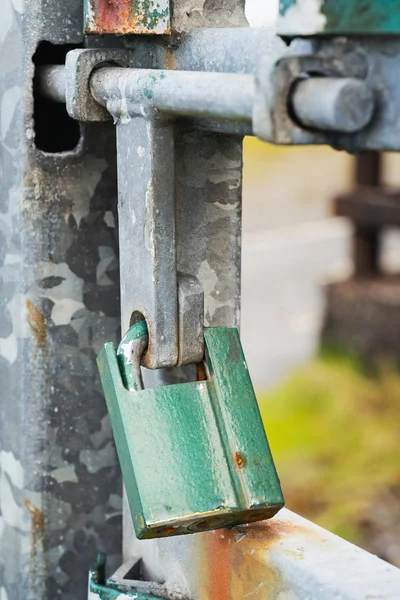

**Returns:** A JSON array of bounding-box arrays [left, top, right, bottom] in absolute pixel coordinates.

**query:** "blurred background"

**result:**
[[241, 0, 400, 570]]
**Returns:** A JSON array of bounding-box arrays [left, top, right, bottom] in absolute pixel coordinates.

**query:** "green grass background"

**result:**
[[259, 352, 400, 565]]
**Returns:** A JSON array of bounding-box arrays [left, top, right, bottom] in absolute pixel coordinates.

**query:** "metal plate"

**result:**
[[279, 0, 400, 36], [84, 0, 170, 35]]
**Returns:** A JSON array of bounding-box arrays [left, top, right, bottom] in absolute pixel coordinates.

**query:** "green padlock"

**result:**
[[97, 322, 284, 539]]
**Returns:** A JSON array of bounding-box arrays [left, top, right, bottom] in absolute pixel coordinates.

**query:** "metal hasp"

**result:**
[[279, 0, 400, 35], [97, 323, 283, 539], [84, 0, 170, 35]]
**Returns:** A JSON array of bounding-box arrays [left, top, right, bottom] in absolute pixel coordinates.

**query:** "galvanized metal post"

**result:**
[[0, 1, 122, 598]]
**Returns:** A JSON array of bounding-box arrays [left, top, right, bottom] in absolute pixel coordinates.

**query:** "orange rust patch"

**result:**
[[206, 529, 234, 600], [196, 363, 208, 381], [24, 500, 47, 589], [235, 452, 245, 468], [26, 300, 47, 347], [160, 527, 178, 536], [197, 515, 326, 598], [86, 0, 169, 34], [24, 499, 45, 532], [166, 50, 177, 71]]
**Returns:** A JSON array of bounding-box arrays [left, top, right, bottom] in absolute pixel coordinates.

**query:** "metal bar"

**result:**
[[116, 116, 179, 369], [116, 508, 400, 599], [38, 65, 66, 103], [90, 67, 254, 122], [42, 64, 374, 137], [291, 77, 375, 134]]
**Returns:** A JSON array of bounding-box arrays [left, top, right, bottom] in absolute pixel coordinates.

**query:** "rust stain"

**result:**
[[90, 0, 133, 32], [197, 516, 326, 599], [86, 0, 170, 35], [24, 499, 45, 532], [205, 529, 234, 600], [26, 300, 47, 347], [24, 499, 47, 590], [235, 452, 245, 468], [160, 526, 178, 536], [196, 362, 208, 381], [166, 50, 177, 71]]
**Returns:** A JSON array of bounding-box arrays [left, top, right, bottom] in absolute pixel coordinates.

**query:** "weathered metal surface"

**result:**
[[84, 0, 170, 36], [116, 509, 400, 599], [98, 324, 283, 539], [170, 0, 246, 35], [113, 97, 204, 368], [116, 116, 178, 369], [47, 50, 373, 139], [0, 1, 122, 598], [177, 273, 204, 367], [279, 0, 400, 36], [197, 508, 400, 599], [253, 36, 400, 151]]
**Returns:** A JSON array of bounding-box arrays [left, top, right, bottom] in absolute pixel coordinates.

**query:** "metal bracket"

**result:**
[[253, 40, 372, 146], [88, 554, 172, 599], [64, 49, 205, 368], [65, 49, 136, 122], [116, 116, 204, 368]]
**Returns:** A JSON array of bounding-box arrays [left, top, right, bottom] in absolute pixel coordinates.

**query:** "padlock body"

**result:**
[[97, 327, 284, 539]]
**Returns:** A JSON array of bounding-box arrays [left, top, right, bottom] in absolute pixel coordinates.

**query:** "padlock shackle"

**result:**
[[117, 321, 148, 392]]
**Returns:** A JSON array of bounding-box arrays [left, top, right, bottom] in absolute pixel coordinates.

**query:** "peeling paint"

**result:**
[[84, 0, 171, 35]]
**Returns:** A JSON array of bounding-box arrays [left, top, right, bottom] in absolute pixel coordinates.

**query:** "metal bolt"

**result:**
[[291, 77, 375, 134]]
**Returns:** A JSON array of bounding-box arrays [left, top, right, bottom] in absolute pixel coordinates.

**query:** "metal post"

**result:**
[[0, 1, 122, 598]]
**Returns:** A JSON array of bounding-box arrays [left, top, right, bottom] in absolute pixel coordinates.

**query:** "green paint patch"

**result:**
[[258, 351, 400, 564], [279, 0, 297, 16], [280, 0, 400, 34], [323, 0, 400, 33]]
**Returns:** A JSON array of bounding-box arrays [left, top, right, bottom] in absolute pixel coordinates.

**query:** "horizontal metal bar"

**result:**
[[38, 65, 66, 103], [39, 62, 374, 139], [90, 67, 254, 122], [127, 508, 400, 599]]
